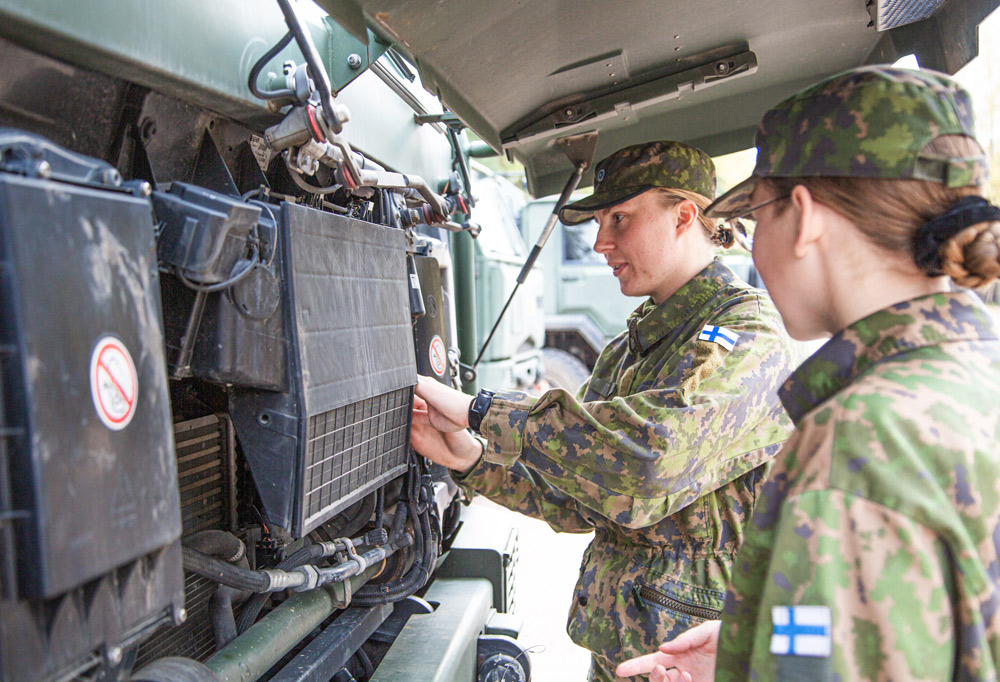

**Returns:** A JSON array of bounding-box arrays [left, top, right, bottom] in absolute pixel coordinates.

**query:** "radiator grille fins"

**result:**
[[303, 388, 411, 529], [135, 415, 235, 667]]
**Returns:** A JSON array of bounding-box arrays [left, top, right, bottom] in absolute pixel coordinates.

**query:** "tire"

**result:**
[[541, 348, 591, 394]]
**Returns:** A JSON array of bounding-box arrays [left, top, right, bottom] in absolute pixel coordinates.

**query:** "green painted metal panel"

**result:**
[[370, 578, 493, 682], [0, 0, 386, 129]]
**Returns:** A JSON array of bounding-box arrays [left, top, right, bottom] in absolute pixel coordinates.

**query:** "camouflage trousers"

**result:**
[[589, 654, 643, 682]]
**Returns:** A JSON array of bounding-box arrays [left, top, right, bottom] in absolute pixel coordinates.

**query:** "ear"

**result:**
[[673, 199, 699, 236], [789, 185, 824, 258]]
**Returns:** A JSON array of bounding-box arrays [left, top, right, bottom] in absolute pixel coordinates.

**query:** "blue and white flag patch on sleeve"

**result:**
[[770, 606, 831, 657], [698, 325, 739, 351]]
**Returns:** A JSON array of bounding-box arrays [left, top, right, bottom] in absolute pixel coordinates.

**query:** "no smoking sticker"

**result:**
[[90, 336, 138, 431], [428, 335, 447, 377]]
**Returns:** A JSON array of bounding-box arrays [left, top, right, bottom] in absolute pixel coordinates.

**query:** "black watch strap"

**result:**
[[468, 389, 496, 435]]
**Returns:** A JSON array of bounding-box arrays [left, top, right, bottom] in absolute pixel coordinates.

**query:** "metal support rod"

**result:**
[[204, 569, 376, 682], [450, 229, 478, 393], [472, 163, 585, 368]]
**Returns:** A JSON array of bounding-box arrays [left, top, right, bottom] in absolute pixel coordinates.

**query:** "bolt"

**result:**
[[106, 646, 123, 665], [563, 107, 575, 119], [35, 160, 52, 179], [138, 181, 153, 197], [716, 62, 729, 74], [174, 606, 188, 624], [139, 119, 157, 142], [347, 53, 363, 69], [102, 168, 122, 187]]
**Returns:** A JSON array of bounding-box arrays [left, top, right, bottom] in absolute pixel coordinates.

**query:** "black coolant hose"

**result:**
[[235, 542, 325, 634], [353, 498, 438, 605], [183, 547, 271, 592]]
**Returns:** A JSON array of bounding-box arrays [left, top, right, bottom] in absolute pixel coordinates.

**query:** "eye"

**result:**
[[613, 213, 625, 225]]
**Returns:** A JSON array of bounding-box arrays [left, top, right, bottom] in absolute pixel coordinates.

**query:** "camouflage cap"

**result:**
[[559, 141, 716, 225], [707, 66, 986, 220]]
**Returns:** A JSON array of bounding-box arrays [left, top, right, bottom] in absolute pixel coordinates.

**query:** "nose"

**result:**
[[593, 216, 614, 254]]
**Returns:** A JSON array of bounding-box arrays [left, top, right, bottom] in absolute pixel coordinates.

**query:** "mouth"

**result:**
[[609, 262, 627, 277]]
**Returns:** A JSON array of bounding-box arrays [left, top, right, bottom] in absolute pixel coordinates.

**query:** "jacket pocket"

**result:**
[[617, 565, 726, 662], [631, 576, 724, 622]]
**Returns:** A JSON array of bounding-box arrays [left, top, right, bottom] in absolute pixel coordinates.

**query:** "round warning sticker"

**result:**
[[90, 336, 138, 431], [428, 335, 447, 377]]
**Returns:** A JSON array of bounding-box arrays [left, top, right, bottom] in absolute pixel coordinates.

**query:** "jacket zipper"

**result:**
[[632, 583, 722, 621]]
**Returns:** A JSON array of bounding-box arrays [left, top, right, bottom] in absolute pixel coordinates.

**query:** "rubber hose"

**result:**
[[235, 543, 325, 634], [185, 531, 246, 564], [182, 548, 269, 592]]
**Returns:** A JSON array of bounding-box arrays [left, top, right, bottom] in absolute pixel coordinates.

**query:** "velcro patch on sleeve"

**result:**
[[770, 605, 831, 657], [698, 325, 740, 351]]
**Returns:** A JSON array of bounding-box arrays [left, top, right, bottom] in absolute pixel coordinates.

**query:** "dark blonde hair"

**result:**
[[654, 188, 731, 248], [766, 136, 1000, 287]]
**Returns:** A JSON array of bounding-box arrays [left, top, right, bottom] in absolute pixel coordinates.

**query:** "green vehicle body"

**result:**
[[0, 1, 994, 681]]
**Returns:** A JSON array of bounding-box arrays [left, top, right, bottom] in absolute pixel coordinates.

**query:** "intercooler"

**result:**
[[135, 415, 237, 667]]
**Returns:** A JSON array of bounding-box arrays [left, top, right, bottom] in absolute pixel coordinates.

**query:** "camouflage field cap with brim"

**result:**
[[706, 65, 987, 221], [559, 141, 716, 225]]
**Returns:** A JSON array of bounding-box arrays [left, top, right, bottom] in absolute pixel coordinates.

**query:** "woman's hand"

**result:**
[[615, 620, 721, 682], [411, 394, 483, 473], [414, 375, 475, 433]]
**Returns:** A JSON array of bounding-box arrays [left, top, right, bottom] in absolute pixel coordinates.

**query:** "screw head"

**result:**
[[102, 168, 122, 187], [35, 160, 52, 179], [347, 53, 363, 69], [563, 108, 575, 119], [716, 62, 729, 74], [106, 646, 123, 665], [139, 181, 153, 197], [174, 606, 188, 624]]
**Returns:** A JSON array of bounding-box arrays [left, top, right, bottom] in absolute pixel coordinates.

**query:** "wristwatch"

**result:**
[[467, 389, 496, 435]]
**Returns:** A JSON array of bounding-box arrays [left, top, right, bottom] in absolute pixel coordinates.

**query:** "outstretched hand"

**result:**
[[414, 376, 473, 432], [615, 620, 721, 682], [411, 394, 483, 473]]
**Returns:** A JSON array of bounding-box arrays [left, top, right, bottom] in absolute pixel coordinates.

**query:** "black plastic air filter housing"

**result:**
[[230, 204, 417, 537], [0, 131, 183, 681]]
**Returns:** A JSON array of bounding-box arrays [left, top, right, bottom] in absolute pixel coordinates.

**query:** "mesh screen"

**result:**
[[303, 387, 411, 528]]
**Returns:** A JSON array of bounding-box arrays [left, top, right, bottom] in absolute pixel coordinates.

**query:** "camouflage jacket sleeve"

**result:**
[[721, 488, 955, 681], [454, 445, 596, 533], [476, 297, 790, 529]]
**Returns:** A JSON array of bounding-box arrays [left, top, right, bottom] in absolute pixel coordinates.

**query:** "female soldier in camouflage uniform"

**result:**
[[411, 140, 796, 681], [618, 67, 1000, 682]]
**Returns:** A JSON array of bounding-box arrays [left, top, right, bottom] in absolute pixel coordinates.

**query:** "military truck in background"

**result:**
[[0, 0, 994, 681]]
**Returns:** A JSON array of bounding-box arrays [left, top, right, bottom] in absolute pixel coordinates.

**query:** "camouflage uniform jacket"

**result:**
[[716, 290, 1000, 682], [456, 259, 794, 676]]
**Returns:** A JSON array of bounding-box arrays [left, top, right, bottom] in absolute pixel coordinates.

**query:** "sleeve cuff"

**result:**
[[479, 390, 534, 467]]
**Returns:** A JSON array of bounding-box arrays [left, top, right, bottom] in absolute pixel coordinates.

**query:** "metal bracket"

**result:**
[[501, 50, 758, 148], [414, 112, 464, 128]]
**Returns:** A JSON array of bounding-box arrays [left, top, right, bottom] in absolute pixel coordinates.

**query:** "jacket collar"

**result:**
[[779, 290, 998, 425], [626, 258, 735, 355]]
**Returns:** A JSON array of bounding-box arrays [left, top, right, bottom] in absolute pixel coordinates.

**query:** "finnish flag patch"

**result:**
[[698, 325, 739, 351], [770, 606, 831, 657]]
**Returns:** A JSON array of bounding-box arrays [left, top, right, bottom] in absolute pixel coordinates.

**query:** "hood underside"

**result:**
[[319, 0, 998, 196]]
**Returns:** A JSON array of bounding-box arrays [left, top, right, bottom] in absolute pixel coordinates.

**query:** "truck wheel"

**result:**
[[541, 348, 591, 394]]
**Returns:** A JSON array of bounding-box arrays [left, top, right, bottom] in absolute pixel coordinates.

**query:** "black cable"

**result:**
[[276, 0, 341, 135], [248, 30, 296, 100], [374, 488, 385, 534], [177, 245, 260, 293], [285, 154, 341, 195], [354, 648, 374, 678]]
